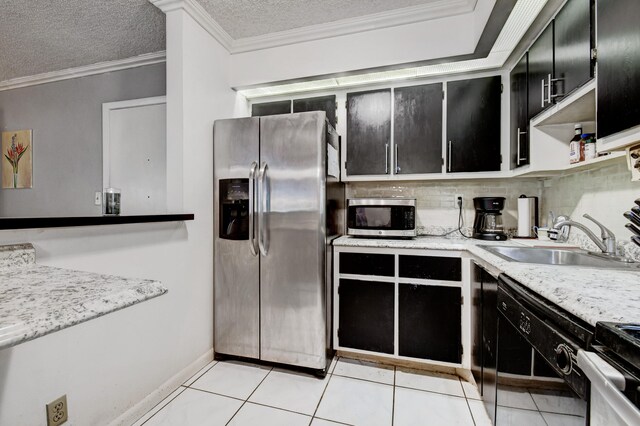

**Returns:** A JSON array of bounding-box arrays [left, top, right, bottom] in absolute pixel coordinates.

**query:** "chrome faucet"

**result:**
[[551, 214, 618, 256]]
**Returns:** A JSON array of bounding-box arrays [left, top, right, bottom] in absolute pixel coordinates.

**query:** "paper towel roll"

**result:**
[[517, 197, 537, 237]]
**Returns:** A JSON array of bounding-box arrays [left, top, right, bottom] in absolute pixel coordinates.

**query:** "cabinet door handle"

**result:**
[[547, 74, 552, 105], [395, 144, 400, 174], [517, 129, 528, 165], [448, 141, 452, 172], [517, 128, 521, 166], [385, 143, 389, 174], [541, 78, 546, 107]]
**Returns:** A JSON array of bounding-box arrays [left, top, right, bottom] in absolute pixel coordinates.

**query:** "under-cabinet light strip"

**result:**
[[238, 0, 547, 99]]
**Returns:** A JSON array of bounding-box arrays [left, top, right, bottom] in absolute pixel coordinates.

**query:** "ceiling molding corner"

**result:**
[[150, 0, 233, 51], [229, 0, 477, 53], [0, 51, 166, 92]]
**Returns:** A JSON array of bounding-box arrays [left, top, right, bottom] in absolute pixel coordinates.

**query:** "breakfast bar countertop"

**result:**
[[0, 243, 167, 351], [333, 235, 640, 328]]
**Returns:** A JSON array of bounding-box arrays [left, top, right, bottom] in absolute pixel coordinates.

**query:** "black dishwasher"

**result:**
[[494, 274, 593, 425]]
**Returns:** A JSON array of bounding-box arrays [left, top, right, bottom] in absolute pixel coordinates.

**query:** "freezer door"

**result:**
[[259, 112, 327, 369], [214, 117, 260, 359]]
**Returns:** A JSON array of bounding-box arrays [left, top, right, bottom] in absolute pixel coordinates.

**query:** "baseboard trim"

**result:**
[[108, 348, 214, 426]]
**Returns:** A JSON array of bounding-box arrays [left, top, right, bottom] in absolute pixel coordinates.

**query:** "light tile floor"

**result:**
[[133, 357, 492, 426]]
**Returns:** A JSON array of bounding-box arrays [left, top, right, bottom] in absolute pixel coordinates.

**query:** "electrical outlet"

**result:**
[[94, 191, 102, 206], [46, 395, 68, 426], [454, 194, 463, 208]]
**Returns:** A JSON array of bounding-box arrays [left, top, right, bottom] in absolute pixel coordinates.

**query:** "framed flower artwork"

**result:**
[[2, 130, 33, 189]]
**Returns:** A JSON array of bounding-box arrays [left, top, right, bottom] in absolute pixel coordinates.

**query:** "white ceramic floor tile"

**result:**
[[183, 360, 217, 386], [316, 375, 393, 426], [249, 368, 330, 415], [467, 399, 492, 426], [190, 361, 271, 400], [311, 418, 347, 426], [541, 411, 586, 426], [228, 402, 311, 426], [394, 387, 474, 426], [461, 379, 481, 400], [530, 389, 587, 416], [143, 388, 242, 426], [132, 387, 186, 426], [495, 406, 546, 426], [395, 368, 465, 397], [496, 385, 537, 410], [333, 358, 394, 385]]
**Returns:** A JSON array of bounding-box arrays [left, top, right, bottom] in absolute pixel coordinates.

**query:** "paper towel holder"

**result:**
[[515, 194, 539, 238]]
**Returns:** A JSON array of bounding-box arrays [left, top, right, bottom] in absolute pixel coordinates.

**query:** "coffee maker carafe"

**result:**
[[473, 197, 508, 241]]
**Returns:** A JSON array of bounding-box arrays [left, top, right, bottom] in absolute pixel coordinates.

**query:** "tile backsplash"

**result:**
[[346, 179, 543, 233]]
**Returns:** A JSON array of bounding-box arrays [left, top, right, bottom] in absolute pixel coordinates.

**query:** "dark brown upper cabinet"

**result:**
[[293, 95, 337, 128], [596, 0, 640, 139], [393, 84, 443, 174], [553, 0, 593, 98], [346, 89, 392, 176], [251, 100, 292, 117], [527, 22, 555, 121], [446, 76, 502, 173], [510, 53, 529, 169]]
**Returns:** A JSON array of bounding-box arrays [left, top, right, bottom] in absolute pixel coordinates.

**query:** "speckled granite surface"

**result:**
[[0, 245, 167, 351], [0, 243, 36, 269], [334, 236, 640, 327]]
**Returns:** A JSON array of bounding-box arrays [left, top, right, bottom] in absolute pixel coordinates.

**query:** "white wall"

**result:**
[[0, 6, 248, 426], [228, 0, 495, 88]]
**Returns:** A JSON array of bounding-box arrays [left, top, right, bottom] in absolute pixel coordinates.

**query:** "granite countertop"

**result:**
[[0, 244, 167, 350], [334, 235, 640, 327]]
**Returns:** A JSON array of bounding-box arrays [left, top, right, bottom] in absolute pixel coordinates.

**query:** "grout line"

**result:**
[[139, 386, 188, 425], [224, 366, 274, 426], [330, 373, 395, 387], [391, 366, 396, 426], [392, 383, 466, 399], [183, 360, 218, 386], [313, 416, 355, 426], [311, 369, 334, 419], [185, 386, 247, 403], [241, 400, 314, 419]]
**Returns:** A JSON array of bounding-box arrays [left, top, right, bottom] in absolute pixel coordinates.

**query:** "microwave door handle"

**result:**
[[248, 162, 258, 256], [258, 162, 269, 256]]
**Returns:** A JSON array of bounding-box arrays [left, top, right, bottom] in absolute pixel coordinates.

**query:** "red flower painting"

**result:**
[[4, 133, 29, 188]]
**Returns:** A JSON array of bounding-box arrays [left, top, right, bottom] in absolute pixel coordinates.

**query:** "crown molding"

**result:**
[[151, 0, 233, 50], [231, 0, 478, 53], [150, 0, 477, 54], [0, 51, 166, 92]]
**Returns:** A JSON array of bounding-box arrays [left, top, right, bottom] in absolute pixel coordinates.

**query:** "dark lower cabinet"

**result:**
[[472, 264, 497, 422], [596, 0, 640, 138], [346, 89, 392, 176], [393, 83, 443, 174], [446, 76, 502, 173], [293, 95, 337, 128], [398, 284, 461, 363], [399, 255, 461, 281], [251, 100, 292, 116], [338, 279, 394, 354], [553, 0, 593, 97], [339, 252, 394, 276], [510, 53, 529, 169], [528, 22, 554, 120]]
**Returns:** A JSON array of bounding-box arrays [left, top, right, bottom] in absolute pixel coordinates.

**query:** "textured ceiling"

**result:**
[[0, 0, 165, 82], [196, 0, 446, 39]]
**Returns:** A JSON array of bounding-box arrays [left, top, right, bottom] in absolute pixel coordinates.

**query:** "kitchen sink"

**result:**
[[480, 245, 640, 270]]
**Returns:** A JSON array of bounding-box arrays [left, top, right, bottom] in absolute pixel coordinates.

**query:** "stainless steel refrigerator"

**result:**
[[213, 111, 344, 374]]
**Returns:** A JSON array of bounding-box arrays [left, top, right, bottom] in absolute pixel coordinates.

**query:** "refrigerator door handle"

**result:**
[[248, 161, 258, 256], [258, 162, 269, 256]]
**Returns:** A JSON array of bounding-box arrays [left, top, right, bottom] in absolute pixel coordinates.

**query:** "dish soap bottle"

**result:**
[[569, 123, 584, 164]]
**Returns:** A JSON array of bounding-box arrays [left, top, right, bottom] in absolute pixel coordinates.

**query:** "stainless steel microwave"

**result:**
[[347, 198, 417, 238]]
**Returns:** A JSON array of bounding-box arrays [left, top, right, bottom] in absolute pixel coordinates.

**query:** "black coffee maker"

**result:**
[[473, 197, 508, 241]]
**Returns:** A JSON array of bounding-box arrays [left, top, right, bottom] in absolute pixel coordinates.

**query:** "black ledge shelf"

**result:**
[[0, 214, 195, 230]]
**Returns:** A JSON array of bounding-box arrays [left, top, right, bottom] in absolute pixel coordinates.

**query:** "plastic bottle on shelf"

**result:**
[[583, 133, 597, 160], [569, 123, 584, 164]]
